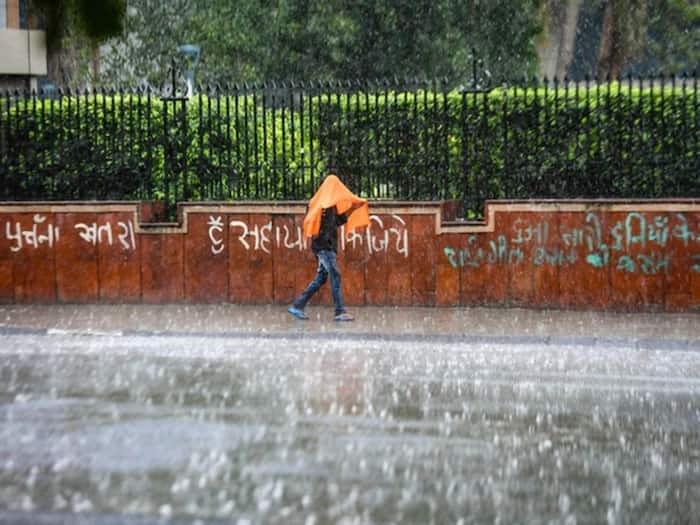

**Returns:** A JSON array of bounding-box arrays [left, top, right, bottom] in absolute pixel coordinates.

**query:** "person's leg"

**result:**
[[322, 250, 347, 316], [291, 257, 328, 311]]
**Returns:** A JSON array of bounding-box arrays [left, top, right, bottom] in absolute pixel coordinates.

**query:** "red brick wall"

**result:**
[[1, 200, 699, 311]]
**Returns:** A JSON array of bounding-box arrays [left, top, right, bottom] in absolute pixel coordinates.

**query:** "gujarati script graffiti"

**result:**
[[3, 216, 137, 253], [444, 212, 700, 275], [210, 214, 409, 258]]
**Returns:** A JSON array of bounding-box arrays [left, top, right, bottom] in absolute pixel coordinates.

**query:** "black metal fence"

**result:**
[[1, 71, 698, 219]]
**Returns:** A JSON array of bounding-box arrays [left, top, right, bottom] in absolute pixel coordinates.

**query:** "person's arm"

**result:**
[[336, 208, 348, 227], [336, 202, 361, 226], [347, 201, 363, 214]]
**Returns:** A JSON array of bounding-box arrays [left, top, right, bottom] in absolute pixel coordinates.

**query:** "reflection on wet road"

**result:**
[[1, 332, 699, 524]]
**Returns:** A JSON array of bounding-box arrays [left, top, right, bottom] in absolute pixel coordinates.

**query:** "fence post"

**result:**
[[160, 59, 190, 220]]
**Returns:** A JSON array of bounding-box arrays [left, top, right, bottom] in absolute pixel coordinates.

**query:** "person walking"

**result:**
[[287, 174, 369, 321]]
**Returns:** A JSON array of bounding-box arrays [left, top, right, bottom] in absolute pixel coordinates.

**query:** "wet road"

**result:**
[[1, 305, 699, 524]]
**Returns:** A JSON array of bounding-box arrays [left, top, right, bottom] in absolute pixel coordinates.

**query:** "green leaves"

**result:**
[[98, 0, 544, 87], [2, 82, 697, 216]]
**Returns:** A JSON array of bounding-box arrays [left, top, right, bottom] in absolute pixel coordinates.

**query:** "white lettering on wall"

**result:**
[[5, 214, 60, 252], [208, 216, 225, 255], [73, 220, 136, 250], [220, 214, 409, 258], [229, 220, 273, 253]]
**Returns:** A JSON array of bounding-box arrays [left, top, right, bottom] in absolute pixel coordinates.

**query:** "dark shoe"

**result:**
[[287, 306, 309, 320], [334, 312, 354, 321]]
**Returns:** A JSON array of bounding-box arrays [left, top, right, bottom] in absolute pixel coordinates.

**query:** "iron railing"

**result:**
[[1, 70, 698, 219]]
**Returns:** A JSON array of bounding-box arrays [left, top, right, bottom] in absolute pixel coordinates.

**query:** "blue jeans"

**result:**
[[293, 250, 345, 315]]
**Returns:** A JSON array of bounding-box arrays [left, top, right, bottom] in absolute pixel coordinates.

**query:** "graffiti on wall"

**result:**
[[209, 214, 409, 258], [3, 211, 697, 275], [444, 212, 700, 274], [74, 220, 136, 251], [3, 215, 136, 253], [5, 214, 60, 252], [1, 213, 408, 257]]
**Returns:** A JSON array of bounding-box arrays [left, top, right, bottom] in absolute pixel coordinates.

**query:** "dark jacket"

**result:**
[[311, 206, 347, 255]]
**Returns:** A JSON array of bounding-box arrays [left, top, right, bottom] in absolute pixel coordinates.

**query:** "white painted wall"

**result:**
[[0, 28, 46, 75]]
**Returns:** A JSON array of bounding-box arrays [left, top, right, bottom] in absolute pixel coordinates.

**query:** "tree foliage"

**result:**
[[642, 0, 700, 74], [98, 0, 544, 87], [33, 0, 126, 84], [542, 0, 699, 79], [44, 0, 698, 86]]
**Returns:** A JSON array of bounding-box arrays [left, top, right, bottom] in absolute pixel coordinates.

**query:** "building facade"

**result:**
[[0, 0, 47, 90]]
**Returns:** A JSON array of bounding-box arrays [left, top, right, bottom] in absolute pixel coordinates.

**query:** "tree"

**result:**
[[540, 0, 699, 79], [33, 0, 126, 85], [596, 0, 649, 78], [99, 0, 545, 87], [641, 0, 700, 75], [537, 0, 584, 79]]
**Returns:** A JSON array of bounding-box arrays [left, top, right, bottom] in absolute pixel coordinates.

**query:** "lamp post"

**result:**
[[177, 44, 200, 97]]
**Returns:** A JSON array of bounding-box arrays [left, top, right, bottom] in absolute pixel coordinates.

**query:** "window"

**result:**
[[19, 0, 27, 29]]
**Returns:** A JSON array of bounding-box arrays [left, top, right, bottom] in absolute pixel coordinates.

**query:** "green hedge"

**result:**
[[1, 82, 698, 217]]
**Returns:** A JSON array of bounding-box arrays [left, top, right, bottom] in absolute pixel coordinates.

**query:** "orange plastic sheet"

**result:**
[[302, 174, 370, 238]]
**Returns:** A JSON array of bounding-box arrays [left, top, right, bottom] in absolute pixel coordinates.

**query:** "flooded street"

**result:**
[[1, 306, 699, 524]]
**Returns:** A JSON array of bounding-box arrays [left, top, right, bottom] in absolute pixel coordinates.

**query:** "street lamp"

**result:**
[[177, 44, 200, 97]]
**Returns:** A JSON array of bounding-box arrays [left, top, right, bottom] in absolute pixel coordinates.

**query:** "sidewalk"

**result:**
[[0, 304, 698, 345]]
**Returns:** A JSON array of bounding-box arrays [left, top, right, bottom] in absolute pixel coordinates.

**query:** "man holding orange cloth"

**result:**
[[288, 174, 369, 321]]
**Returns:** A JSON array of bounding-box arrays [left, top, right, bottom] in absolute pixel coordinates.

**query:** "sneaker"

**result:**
[[334, 312, 354, 322], [287, 306, 309, 320]]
